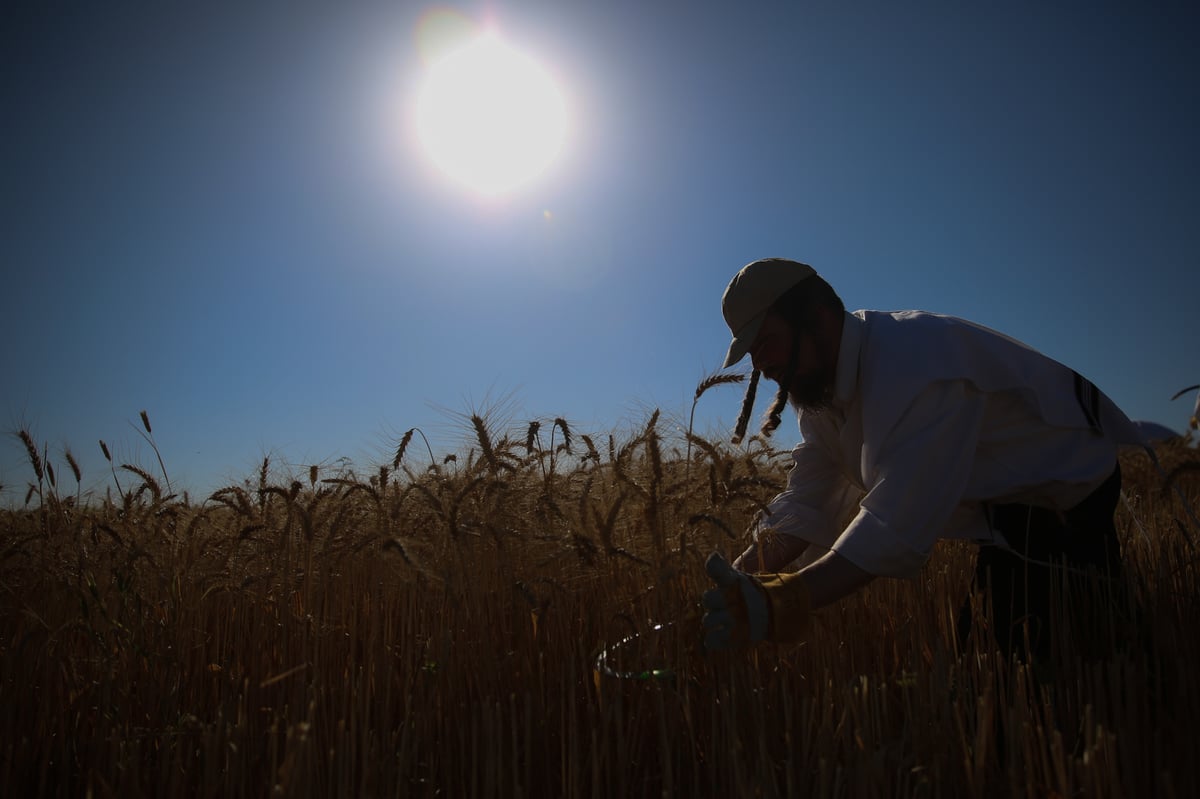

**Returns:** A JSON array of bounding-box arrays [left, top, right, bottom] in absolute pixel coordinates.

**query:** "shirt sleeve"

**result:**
[[831, 380, 986, 577], [755, 435, 849, 548]]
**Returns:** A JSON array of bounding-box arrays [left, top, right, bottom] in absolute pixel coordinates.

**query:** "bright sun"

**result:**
[[415, 31, 568, 197]]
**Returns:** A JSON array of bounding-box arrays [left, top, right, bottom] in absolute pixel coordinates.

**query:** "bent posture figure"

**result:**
[[702, 258, 1142, 661]]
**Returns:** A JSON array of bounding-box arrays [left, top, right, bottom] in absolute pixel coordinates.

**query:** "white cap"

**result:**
[[721, 258, 816, 368]]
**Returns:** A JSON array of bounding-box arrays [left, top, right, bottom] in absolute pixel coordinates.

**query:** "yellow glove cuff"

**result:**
[[756, 571, 812, 642]]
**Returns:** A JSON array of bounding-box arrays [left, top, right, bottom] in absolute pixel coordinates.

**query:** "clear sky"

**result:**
[[3, 1, 1197, 501]]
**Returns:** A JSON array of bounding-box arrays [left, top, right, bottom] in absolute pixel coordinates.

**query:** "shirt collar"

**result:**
[[833, 311, 865, 408]]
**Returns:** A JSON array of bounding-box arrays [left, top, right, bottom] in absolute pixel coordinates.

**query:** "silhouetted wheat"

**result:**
[[687, 371, 746, 475], [132, 410, 171, 492], [121, 463, 162, 502], [1, 410, 1197, 797], [18, 430, 42, 485], [525, 420, 541, 455], [580, 434, 600, 464], [64, 448, 81, 484], [471, 414, 501, 474], [552, 417, 572, 453], [394, 429, 415, 469]]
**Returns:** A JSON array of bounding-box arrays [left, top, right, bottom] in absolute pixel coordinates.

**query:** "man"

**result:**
[[701, 258, 1142, 660]]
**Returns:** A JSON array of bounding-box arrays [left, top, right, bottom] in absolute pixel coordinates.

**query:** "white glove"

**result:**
[[701, 552, 770, 651]]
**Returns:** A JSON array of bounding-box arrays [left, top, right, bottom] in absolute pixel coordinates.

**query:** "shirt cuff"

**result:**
[[831, 507, 930, 578]]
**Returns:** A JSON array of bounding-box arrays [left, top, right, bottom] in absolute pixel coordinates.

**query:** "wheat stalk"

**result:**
[[524, 421, 541, 456], [121, 463, 162, 502], [63, 448, 81, 484], [471, 414, 500, 474], [579, 434, 600, 464], [551, 417, 572, 453], [688, 371, 745, 479], [130, 410, 172, 492], [18, 430, 43, 484], [394, 427, 436, 471], [98, 438, 124, 495], [644, 410, 663, 489]]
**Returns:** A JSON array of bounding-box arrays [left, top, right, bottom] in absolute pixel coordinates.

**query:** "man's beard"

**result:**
[[783, 362, 836, 414], [759, 329, 838, 437]]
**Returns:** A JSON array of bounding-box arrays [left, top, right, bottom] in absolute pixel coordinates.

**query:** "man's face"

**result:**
[[749, 311, 837, 412]]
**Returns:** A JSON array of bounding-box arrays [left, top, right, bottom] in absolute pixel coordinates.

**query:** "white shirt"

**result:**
[[762, 310, 1143, 578]]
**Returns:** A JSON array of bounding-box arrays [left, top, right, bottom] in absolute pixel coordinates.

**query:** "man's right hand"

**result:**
[[733, 526, 811, 573]]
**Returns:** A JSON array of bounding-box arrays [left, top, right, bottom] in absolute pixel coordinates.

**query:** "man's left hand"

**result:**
[[701, 552, 770, 651]]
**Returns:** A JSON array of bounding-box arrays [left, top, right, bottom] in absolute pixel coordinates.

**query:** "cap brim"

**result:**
[[722, 311, 767, 368]]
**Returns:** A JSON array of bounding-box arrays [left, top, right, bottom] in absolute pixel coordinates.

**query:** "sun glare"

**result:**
[[415, 31, 568, 197]]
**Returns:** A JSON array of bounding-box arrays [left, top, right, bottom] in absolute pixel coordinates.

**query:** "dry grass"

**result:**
[[1, 418, 1198, 797]]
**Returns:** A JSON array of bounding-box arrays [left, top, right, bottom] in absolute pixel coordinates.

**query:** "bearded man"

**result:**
[[702, 258, 1143, 661]]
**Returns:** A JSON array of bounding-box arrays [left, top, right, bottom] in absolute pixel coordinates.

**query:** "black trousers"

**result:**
[[956, 464, 1128, 661]]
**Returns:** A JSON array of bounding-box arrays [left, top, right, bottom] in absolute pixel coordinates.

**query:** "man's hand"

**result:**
[[701, 552, 770, 651], [701, 551, 817, 650], [733, 531, 811, 573]]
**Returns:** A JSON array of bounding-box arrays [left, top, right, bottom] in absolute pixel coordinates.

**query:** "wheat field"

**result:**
[[2, 405, 1198, 798]]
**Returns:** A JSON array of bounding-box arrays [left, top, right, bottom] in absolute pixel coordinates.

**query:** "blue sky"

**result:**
[[3, 1, 1197, 501]]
